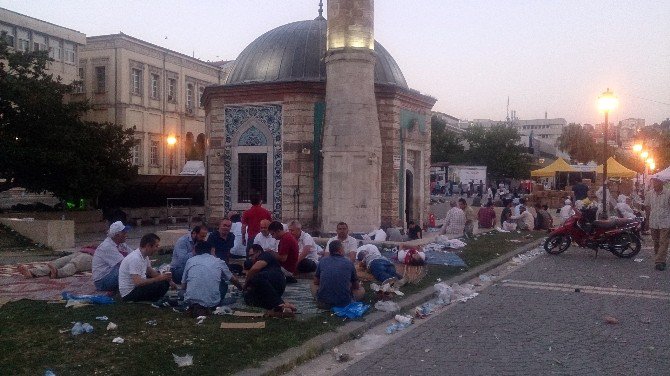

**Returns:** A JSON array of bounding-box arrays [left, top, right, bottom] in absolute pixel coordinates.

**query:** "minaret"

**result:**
[[321, 0, 381, 233]]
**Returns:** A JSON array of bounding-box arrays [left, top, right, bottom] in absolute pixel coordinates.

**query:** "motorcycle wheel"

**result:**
[[544, 234, 571, 255], [610, 232, 641, 258]]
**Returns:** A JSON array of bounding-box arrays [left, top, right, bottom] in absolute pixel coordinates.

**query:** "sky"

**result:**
[[1, 0, 669, 125]]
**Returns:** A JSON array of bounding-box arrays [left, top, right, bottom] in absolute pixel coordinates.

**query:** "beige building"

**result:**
[[0, 7, 85, 84], [76, 33, 226, 175]]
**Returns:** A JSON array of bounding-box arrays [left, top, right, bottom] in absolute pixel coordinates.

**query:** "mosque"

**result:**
[[204, 0, 436, 233]]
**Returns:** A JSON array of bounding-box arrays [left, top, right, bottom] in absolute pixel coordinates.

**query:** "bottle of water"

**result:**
[[71, 322, 84, 336]]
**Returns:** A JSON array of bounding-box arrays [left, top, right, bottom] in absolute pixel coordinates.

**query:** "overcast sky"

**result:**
[[2, 0, 668, 125]]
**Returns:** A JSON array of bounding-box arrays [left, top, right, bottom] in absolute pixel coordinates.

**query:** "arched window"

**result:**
[[184, 132, 194, 160]]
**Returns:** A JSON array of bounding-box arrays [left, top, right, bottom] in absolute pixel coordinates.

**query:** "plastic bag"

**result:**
[[374, 301, 400, 312], [61, 292, 115, 305], [332, 302, 370, 319], [434, 282, 453, 304], [173, 353, 193, 367]]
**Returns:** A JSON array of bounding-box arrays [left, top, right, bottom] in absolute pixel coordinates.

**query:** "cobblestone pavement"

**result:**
[[337, 238, 670, 376]]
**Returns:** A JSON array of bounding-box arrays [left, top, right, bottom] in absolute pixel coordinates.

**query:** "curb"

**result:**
[[234, 237, 545, 376]]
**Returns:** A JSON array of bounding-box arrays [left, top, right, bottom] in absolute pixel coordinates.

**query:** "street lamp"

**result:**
[[597, 88, 618, 219], [167, 135, 177, 175], [632, 144, 643, 153]]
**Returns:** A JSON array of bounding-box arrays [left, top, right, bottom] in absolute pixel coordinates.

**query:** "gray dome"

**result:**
[[225, 19, 408, 88]]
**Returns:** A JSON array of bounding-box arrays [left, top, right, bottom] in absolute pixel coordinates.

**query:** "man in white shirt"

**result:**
[[288, 220, 319, 274], [253, 219, 278, 252], [363, 227, 387, 242], [645, 178, 670, 271], [119, 233, 171, 302], [92, 221, 133, 291], [509, 206, 535, 231], [440, 201, 466, 237], [325, 222, 360, 262]]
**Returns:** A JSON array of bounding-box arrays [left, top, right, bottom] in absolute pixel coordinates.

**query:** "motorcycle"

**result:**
[[544, 208, 643, 258]]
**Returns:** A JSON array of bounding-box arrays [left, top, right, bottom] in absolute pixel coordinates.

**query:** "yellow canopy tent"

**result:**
[[530, 158, 576, 177], [596, 157, 637, 178]]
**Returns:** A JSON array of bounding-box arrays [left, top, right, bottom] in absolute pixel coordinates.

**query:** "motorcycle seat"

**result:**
[[592, 218, 637, 229]]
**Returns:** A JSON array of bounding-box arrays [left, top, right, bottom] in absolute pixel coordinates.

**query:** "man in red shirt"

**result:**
[[241, 194, 272, 256], [477, 201, 497, 229], [268, 221, 299, 282]]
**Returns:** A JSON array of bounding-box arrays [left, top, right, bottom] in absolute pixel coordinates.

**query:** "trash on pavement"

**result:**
[[354, 334, 386, 351], [70, 322, 93, 336], [332, 302, 370, 319], [479, 274, 494, 282], [106, 322, 117, 331], [634, 258, 643, 262], [44, 370, 56, 376], [112, 337, 124, 344], [374, 300, 400, 312], [333, 347, 351, 362], [394, 314, 414, 324], [604, 316, 619, 324], [639, 275, 650, 279], [173, 353, 193, 367], [95, 316, 108, 321]]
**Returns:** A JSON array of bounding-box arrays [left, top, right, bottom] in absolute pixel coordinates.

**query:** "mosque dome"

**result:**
[[225, 19, 408, 88]]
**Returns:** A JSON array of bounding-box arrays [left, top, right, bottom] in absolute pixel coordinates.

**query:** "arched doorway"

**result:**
[[405, 169, 413, 225]]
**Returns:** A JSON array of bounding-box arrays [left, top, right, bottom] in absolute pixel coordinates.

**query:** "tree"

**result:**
[[0, 37, 137, 203], [556, 123, 597, 163], [461, 124, 532, 179], [430, 116, 464, 163]]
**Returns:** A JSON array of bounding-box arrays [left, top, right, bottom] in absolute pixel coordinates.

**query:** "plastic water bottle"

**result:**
[[44, 370, 56, 376], [394, 315, 413, 325], [82, 323, 94, 333], [71, 322, 84, 336]]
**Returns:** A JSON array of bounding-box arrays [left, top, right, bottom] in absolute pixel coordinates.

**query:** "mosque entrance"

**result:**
[[405, 169, 413, 224]]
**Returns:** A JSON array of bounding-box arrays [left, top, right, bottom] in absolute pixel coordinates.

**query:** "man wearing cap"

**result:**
[[92, 221, 133, 291], [645, 178, 670, 271]]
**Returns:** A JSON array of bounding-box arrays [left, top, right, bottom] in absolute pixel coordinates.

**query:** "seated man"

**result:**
[[407, 220, 423, 240], [268, 221, 299, 280], [208, 219, 235, 263], [253, 219, 278, 253], [477, 202, 497, 229], [509, 205, 535, 231], [356, 244, 406, 286], [288, 220, 319, 274], [170, 225, 208, 284], [325, 222, 360, 261], [92, 221, 133, 291], [18, 246, 95, 279], [440, 201, 466, 237], [363, 227, 387, 242], [311, 240, 364, 309], [119, 233, 171, 302], [244, 244, 295, 316], [182, 241, 243, 314]]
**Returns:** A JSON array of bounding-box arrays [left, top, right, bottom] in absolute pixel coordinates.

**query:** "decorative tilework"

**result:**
[[223, 105, 282, 219]]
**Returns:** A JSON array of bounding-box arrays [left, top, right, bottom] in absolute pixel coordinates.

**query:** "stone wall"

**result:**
[[0, 218, 74, 250]]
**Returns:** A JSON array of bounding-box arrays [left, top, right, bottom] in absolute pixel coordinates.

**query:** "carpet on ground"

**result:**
[[0, 263, 97, 303]]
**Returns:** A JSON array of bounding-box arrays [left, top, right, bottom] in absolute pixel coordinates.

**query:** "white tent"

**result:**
[[650, 165, 670, 182]]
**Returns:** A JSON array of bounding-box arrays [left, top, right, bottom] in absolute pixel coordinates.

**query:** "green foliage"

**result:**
[[557, 123, 596, 163], [430, 116, 464, 163], [0, 36, 137, 202], [461, 123, 532, 179]]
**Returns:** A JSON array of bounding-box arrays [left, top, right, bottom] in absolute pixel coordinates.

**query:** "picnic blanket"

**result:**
[[0, 263, 97, 303], [380, 249, 467, 267]]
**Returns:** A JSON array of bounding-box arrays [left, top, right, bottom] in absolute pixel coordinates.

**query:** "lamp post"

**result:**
[[167, 135, 177, 175], [597, 88, 618, 219]]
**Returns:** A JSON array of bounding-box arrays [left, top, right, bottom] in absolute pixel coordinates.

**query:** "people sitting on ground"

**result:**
[[288, 220, 319, 274], [92, 221, 133, 291], [459, 198, 475, 238], [513, 198, 526, 216], [397, 246, 426, 266], [363, 227, 387, 242], [500, 201, 513, 226], [209, 219, 234, 263], [407, 220, 423, 240], [268, 220, 299, 282], [244, 244, 296, 317], [508, 205, 535, 231], [542, 205, 554, 228], [439, 200, 466, 237], [560, 199, 576, 224], [253, 219, 278, 253], [615, 194, 637, 219], [534, 203, 552, 230], [477, 201, 497, 229], [229, 213, 246, 259], [356, 244, 406, 286], [325, 222, 360, 261], [181, 241, 243, 316], [241, 194, 272, 255], [310, 240, 365, 309], [385, 224, 406, 242], [170, 225, 208, 284], [18, 245, 95, 279], [119, 233, 172, 303]]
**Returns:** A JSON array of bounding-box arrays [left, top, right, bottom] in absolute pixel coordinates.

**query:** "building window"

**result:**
[[33, 42, 45, 51], [151, 74, 160, 99], [186, 83, 194, 111], [150, 140, 160, 166], [131, 68, 142, 95], [64, 49, 75, 64], [131, 141, 142, 166], [1, 30, 14, 47], [18, 38, 29, 52], [74, 67, 85, 93], [167, 78, 176, 102], [49, 46, 62, 60], [95, 66, 106, 93], [198, 87, 205, 107], [237, 153, 268, 203]]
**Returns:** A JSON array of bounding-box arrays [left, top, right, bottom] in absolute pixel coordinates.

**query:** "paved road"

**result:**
[[337, 239, 670, 376]]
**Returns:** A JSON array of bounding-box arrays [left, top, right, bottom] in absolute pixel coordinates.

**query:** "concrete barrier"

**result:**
[[156, 229, 189, 249], [0, 218, 74, 249]]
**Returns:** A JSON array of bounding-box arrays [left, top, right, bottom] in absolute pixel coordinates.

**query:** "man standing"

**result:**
[[268, 221, 299, 277], [440, 201, 466, 237], [92, 221, 133, 291], [459, 198, 475, 238], [170, 225, 208, 284], [209, 219, 235, 263], [646, 178, 670, 271], [119, 233, 171, 302], [311, 240, 364, 309], [288, 220, 319, 274], [241, 194, 272, 255], [325, 222, 360, 261], [253, 219, 278, 252]]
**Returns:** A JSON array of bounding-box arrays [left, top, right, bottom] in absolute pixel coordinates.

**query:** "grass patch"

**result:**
[[0, 231, 543, 375]]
